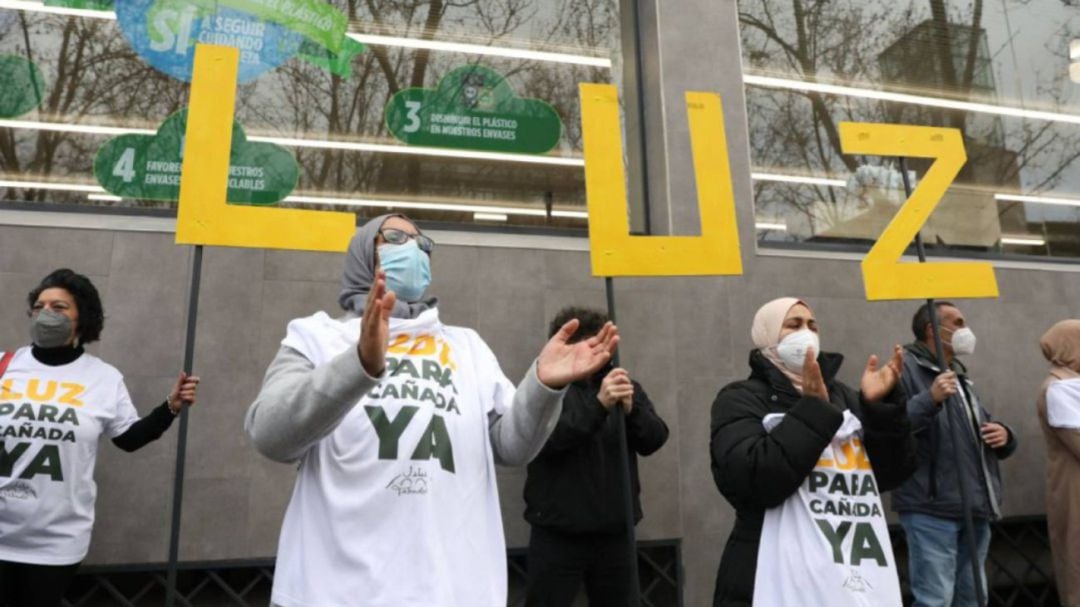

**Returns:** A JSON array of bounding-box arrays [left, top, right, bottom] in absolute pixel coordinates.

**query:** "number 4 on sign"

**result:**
[[839, 123, 999, 301], [113, 148, 137, 183]]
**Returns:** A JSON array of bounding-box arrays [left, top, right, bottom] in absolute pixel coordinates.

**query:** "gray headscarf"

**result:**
[[338, 213, 437, 319]]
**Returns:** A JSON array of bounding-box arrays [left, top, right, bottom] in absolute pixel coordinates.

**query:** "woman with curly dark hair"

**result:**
[[0, 268, 200, 607]]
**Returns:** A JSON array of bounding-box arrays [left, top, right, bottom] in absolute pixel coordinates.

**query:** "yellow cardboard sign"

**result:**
[[175, 44, 355, 252], [579, 84, 743, 276], [839, 122, 999, 300]]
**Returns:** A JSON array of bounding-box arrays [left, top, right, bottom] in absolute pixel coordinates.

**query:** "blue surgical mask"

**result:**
[[378, 240, 431, 303]]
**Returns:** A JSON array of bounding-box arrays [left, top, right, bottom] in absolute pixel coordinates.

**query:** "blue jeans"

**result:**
[[900, 512, 992, 607]]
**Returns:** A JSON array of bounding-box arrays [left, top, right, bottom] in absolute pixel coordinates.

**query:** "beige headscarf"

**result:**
[[1040, 319, 1080, 380], [752, 297, 811, 393]]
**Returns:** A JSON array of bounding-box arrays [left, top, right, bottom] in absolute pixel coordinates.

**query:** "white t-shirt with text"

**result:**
[[270, 309, 516, 607], [753, 411, 902, 606], [0, 347, 140, 565]]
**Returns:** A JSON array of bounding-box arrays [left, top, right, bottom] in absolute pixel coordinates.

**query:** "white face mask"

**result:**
[[775, 329, 821, 372], [947, 327, 976, 356]]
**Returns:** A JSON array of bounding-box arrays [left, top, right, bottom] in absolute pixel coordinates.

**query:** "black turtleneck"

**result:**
[[28, 345, 178, 452], [31, 344, 85, 366]]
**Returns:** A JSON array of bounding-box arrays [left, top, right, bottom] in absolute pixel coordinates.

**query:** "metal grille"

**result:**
[[63, 542, 682, 607], [62, 561, 274, 607], [62, 519, 1059, 607], [506, 540, 682, 607]]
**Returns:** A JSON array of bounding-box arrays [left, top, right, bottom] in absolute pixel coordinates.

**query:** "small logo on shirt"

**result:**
[[386, 466, 429, 496], [842, 569, 873, 593], [0, 481, 37, 500]]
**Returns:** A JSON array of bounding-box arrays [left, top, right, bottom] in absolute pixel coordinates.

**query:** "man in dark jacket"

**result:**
[[894, 302, 1018, 607], [524, 307, 669, 607]]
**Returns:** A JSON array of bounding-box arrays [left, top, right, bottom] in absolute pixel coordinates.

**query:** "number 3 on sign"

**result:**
[[403, 101, 422, 134], [839, 123, 998, 300]]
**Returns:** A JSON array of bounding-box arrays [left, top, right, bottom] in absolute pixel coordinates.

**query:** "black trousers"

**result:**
[[526, 526, 636, 607], [0, 560, 80, 607]]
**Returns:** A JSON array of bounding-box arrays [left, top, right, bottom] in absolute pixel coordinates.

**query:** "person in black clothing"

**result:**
[[0, 269, 199, 607], [710, 297, 915, 606], [524, 306, 669, 607]]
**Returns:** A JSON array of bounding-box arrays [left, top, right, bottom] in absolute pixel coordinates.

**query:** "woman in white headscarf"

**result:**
[[1037, 320, 1080, 607], [710, 297, 914, 607], [245, 214, 619, 607]]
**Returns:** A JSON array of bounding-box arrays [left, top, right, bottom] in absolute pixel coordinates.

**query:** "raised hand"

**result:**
[[802, 348, 829, 402], [861, 344, 903, 403], [598, 367, 634, 412], [167, 372, 200, 413], [537, 320, 619, 389], [358, 269, 397, 377]]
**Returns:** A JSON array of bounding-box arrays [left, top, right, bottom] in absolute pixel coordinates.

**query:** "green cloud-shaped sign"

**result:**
[[385, 65, 563, 155], [0, 55, 44, 119], [94, 110, 299, 205]]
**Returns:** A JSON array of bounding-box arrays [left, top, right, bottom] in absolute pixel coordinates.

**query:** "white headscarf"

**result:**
[[752, 297, 811, 394]]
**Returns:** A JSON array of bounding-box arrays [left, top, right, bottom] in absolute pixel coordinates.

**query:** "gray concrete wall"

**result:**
[[0, 221, 1076, 604]]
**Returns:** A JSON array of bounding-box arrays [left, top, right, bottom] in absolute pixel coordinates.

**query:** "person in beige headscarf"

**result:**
[[1038, 320, 1080, 607], [709, 297, 915, 606]]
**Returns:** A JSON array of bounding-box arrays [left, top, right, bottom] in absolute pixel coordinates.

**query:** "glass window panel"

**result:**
[[0, 0, 623, 230], [738, 0, 1080, 260]]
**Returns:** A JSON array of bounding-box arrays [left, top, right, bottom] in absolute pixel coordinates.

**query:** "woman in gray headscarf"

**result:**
[[245, 214, 619, 607], [1038, 320, 1080, 607]]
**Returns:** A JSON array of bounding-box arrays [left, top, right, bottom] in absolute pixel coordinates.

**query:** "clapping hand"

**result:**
[[860, 345, 904, 403], [802, 348, 830, 402], [358, 269, 397, 377], [536, 320, 619, 389]]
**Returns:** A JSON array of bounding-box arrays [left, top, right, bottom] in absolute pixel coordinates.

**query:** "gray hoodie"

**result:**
[[244, 215, 565, 465]]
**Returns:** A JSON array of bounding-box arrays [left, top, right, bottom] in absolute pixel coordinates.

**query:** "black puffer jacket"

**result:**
[[524, 366, 669, 535], [710, 350, 916, 606]]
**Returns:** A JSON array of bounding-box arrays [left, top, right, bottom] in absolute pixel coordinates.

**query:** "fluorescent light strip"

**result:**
[[285, 193, 591, 217], [253, 135, 584, 166], [0, 2, 609, 68], [0, 179, 104, 193], [751, 172, 846, 188], [473, 212, 508, 222], [743, 74, 1080, 126], [1001, 236, 1046, 246], [0, 181, 588, 218], [0, 119, 153, 136], [7, 178, 1080, 223], [0, 119, 583, 167], [755, 222, 788, 231], [995, 193, 1080, 208], [346, 33, 611, 68]]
